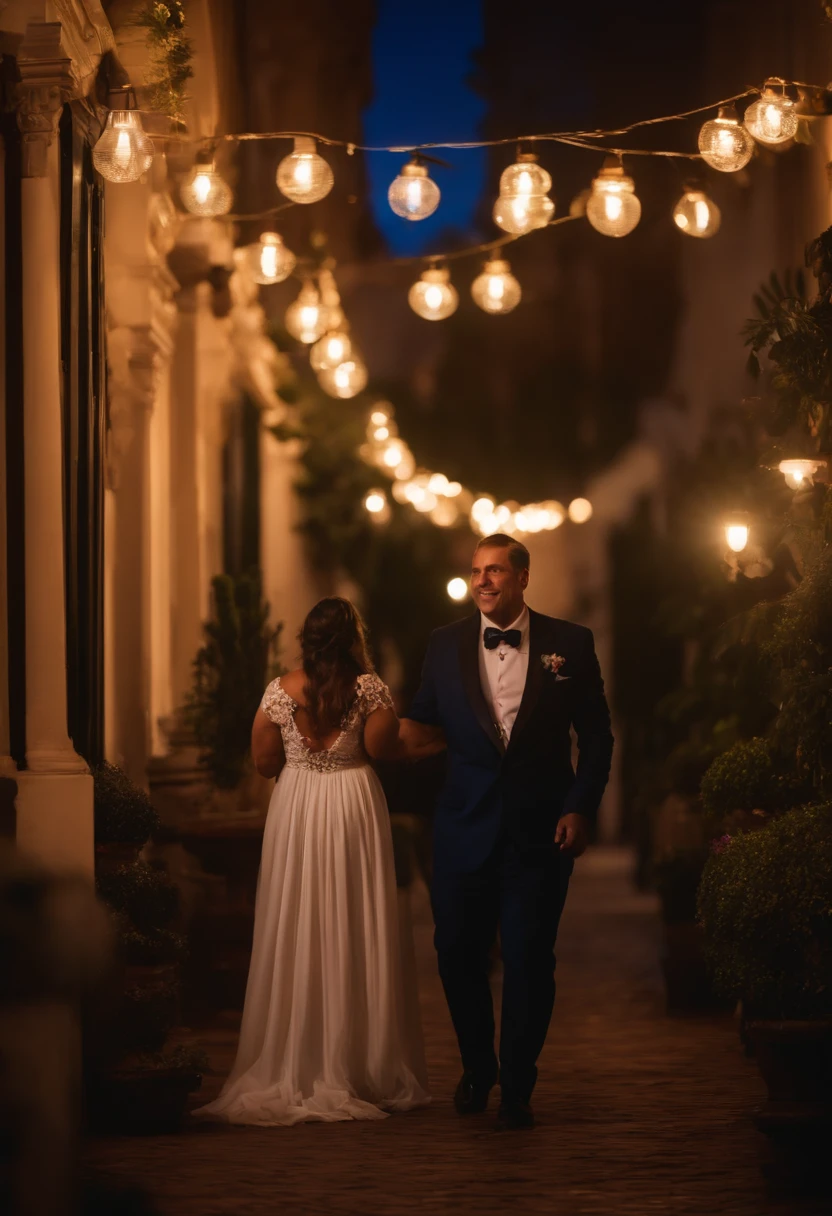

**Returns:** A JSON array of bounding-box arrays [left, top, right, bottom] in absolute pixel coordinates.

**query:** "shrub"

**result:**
[[700, 737, 811, 819], [93, 763, 160, 846], [697, 803, 832, 1018]]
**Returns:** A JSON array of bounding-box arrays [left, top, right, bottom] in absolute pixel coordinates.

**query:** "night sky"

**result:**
[[363, 0, 487, 256]]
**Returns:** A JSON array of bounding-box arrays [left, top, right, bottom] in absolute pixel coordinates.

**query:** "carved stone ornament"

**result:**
[[16, 24, 75, 178]]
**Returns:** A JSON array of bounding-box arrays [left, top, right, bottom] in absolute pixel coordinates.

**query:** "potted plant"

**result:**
[[87, 764, 203, 1134], [697, 803, 832, 1136], [185, 568, 282, 814]]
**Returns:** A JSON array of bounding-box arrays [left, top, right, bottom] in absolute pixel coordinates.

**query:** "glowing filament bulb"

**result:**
[[92, 109, 154, 183], [471, 259, 521, 315], [725, 524, 749, 553], [388, 159, 441, 221], [698, 105, 754, 172], [673, 188, 721, 239], [586, 159, 641, 238], [408, 266, 459, 320], [310, 329, 352, 372], [276, 136, 334, 204], [744, 84, 798, 146], [244, 232, 296, 285], [180, 153, 233, 217]]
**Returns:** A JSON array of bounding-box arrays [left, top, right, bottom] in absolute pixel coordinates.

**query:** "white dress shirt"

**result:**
[[478, 606, 530, 744]]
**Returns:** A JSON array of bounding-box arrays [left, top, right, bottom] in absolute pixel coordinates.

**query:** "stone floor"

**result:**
[[82, 848, 830, 1215]]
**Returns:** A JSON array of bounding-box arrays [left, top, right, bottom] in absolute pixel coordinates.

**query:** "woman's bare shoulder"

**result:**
[[279, 669, 306, 702]]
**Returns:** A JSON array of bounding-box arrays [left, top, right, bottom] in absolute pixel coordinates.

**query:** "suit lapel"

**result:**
[[457, 613, 505, 756], [507, 608, 547, 751]]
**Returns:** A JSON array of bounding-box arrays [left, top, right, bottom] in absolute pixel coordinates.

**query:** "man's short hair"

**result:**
[[474, 533, 531, 572]]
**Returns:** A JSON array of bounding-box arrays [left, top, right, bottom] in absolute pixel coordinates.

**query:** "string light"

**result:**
[[724, 517, 750, 552], [673, 187, 721, 238], [744, 81, 798, 146], [471, 258, 522, 315], [585, 157, 641, 238], [698, 105, 754, 172], [447, 577, 469, 601], [387, 158, 441, 221], [318, 357, 368, 399], [180, 151, 233, 217], [493, 152, 555, 235], [310, 329, 352, 371], [408, 266, 459, 320], [276, 136, 334, 203], [285, 281, 328, 344], [778, 458, 826, 490], [93, 108, 154, 183], [364, 488, 388, 515], [243, 232, 296, 284], [568, 497, 593, 523]]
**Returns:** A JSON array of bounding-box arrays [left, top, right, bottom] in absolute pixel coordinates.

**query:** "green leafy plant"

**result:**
[[93, 761, 160, 846], [186, 569, 283, 789], [132, 0, 194, 122], [700, 737, 812, 820], [697, 804, 832, 1018]]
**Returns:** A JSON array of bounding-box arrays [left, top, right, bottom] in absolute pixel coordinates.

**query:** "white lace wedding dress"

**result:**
[[194, 673, 430, 1126]]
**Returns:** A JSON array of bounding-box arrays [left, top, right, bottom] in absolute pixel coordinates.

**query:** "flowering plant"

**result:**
[[541, 653, 566, 675]]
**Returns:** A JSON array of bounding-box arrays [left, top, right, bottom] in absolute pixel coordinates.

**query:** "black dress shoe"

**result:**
[[453, 1070, 497, 1115], [495, 1101, 535, 1131]]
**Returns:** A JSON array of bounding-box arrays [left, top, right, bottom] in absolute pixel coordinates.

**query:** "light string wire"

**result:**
[[145, 82, 826, 154]]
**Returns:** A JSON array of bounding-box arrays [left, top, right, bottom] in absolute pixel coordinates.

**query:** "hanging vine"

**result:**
[[132, 1, 194, 123]]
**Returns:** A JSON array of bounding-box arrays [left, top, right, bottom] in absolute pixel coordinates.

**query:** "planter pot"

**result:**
[[86, 1066, 202, 1135], [749, 1021, 832, 1143], [660, 920, 733, 1014]]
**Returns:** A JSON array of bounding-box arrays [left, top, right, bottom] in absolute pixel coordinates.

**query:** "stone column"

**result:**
[[0, 136, 16, 781], [12, 26, 93, 873]]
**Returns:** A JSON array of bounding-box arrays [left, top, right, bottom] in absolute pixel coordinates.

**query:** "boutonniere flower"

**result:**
[[541, 652, 566, 676]]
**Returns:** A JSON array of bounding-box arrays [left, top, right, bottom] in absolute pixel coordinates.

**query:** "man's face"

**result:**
[[470, 545, 529, 625]]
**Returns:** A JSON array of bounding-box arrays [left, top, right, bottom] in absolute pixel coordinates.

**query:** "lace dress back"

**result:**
[[260, 672, 394, 773]]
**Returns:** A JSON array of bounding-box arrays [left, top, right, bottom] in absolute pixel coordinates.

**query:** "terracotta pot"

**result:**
[[747, 1020, 832, 1107], [86, 1066, 202, 1135]]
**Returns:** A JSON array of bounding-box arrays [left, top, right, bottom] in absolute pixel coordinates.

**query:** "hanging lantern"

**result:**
[[388, 158, 441, 221], [673, 187, 721, 238], [585, 157, 641, 238], [744, 82, 798, 146], [180, 151, 233, 217], [92, 107, 154, 183], [698, 105, 754, 172], [243, 232, 296, 284], [408, 266, 459, 320], [494, 152, 555, 234], [471, 258, 522, 315], [285, 281, 328, 344], [310, 329, 353, 371], [276, 136, 334, 204], [318, 358, 368, 399], [778, 458, 826, 490]]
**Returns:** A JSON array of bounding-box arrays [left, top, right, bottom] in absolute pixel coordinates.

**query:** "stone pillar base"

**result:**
[[14, 772, 94, 876]]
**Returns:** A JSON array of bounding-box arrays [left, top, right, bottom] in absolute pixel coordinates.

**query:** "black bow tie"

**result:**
[[484, 627, 522, 651]]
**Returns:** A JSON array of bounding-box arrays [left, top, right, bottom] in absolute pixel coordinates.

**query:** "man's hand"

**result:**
[[554, 813, 588, 858]]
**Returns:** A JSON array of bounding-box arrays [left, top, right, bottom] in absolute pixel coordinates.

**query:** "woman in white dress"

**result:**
[[194, 597, 435, 1126]]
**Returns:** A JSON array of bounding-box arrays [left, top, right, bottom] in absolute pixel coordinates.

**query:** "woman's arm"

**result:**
[[399, 717, 446, 760], [251, 708, 286, 779]]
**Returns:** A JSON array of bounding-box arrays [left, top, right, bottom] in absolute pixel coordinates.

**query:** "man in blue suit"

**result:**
[[404, 533, 614, 1130]]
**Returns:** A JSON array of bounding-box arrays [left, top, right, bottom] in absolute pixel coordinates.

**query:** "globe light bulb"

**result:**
[[318, 358, 368, 399], [585, 159, 641, 238], [493, 192, 555, 235], [285, 282, 328, 344], [540, 500, 565, 529], [744, 84, 798, 146], [568, 497, 593, 524], [778, 458, 826, 490], [698, 105, 754, 172], [92, 109, 154, 183], [276, 136, 334, 204], [180, 153, 233, 217], [725, 522, 749, 553], [408, 266, 459, 320], [310, 329, 352, 371], [673, 188, 721, 238], [447, 577, 469, 602], [471, 496, 496, 523], [388, 159, 441, 221], [243, 232, 296, 285], [471, 258, 522, 315], [499, 153, 552, 200], [364, 488, 388, 514]]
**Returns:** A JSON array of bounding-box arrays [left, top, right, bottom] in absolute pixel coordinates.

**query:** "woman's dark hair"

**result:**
[[300, 597, 372, 733]]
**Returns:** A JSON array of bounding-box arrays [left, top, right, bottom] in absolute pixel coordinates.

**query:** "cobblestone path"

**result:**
[[82, 848, 829, 1215]]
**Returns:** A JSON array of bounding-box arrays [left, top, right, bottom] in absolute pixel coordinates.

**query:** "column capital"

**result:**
[[16, 23, 75, 178]]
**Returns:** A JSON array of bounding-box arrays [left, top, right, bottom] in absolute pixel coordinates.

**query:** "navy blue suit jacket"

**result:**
[[408, 608, 614, 873]]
